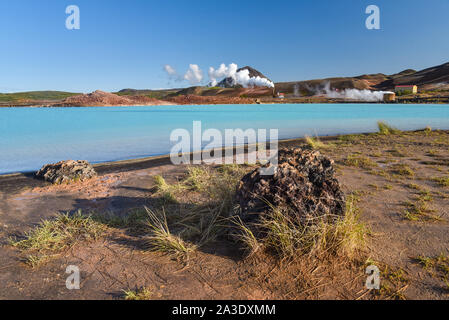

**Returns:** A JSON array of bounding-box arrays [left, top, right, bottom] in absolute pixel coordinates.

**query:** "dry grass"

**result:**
[[344, 154, 378, 169], [234, 195, 367, 261], [145, 164, 252, 255], [390, 163, 415, 177], [145, 207, 196, 256], [377, 264, 409, 300], [403, 198, 442, 222], [123, 287, 154, 300], [10, 211, 106, 253], [153, 175, 182, 203], [416, 254, 449, 292], [305, 136, 333, 150], [377, 121, 401, 135], [9, 211, 107, 268], [432, 176, 449, 187]]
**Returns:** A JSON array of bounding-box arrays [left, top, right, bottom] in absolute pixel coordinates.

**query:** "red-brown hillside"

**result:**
[[55, 90, 175, 107]]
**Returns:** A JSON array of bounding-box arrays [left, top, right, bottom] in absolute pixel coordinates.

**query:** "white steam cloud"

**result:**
[[208, 63, 274, 88], [164, 62, 275, 88], [319, 82, 393, 102], [208, 63, 238, 87], [164, 64, 177, 77], [163, 64, 203, 85], [184, 64, 203, 85]]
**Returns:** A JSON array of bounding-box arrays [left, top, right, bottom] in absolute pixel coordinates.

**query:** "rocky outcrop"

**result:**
[[36, 160, 97, 184], [56, 90, 175, 107], [235, 148, 345, 225]]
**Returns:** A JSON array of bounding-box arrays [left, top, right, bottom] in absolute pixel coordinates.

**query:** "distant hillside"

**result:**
[[375, 62, 449, 91], [56, 90, 175, 107], [0, 91, 78, 103], [275, 61, 449, 95], [117, 88, 182, 99], [2, 61, 448, 106]]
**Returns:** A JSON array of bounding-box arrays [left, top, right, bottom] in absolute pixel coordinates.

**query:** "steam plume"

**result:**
[[163, 64, 203, 85], [319, 82, 393, 102], [208, 63, 274, 88], [184, 64, 203, 85]]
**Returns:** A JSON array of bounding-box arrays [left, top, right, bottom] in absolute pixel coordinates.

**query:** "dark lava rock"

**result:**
[[36, 160, 97, 184], [235, 148, 345, 225]]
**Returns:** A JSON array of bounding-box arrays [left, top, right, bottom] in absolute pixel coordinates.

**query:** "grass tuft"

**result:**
[[432, 176, 449, 187], [152, 175, 182, 203], [235, 196, 367, 260], [145, 207, 196, 256], [416, 254, 449, 292], [403, 199, 441, 222], [390, 164, 415, 177], [305, 136, 333, 150], [377, 121, 401, 135], [10, 211, 106, 253], [123, 287, 154, 300], [344, 154, 378, 169]]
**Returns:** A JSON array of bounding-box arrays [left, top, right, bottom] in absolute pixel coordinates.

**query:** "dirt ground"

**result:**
[[0, 130, 448, 300]]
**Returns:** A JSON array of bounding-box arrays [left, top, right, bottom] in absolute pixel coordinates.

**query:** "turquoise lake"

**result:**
[[1, 104, 448, 174]]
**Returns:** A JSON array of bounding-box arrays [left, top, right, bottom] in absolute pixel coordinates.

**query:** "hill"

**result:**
[[0, 91, 79, 105], [1, 61, 448, 106], [375, 62, 449, 91], [55, 90, 174, 107]]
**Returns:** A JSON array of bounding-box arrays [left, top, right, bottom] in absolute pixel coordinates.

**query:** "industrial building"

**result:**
[[395, 85, 418, 94]]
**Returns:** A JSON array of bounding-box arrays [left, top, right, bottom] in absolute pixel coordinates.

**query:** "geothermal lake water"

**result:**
[[1, 104, 448, 174]]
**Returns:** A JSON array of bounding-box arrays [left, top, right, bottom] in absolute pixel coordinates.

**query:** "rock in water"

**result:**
[[235, 148, 345, 225], [36, 160, 97, 184]]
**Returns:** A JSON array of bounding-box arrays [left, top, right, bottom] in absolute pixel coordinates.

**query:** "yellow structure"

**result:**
[[395, 85, 418, 94], [383, 92, 396, 102]]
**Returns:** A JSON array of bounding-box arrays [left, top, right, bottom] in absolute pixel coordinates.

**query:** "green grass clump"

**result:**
[[23, 254, 51, 268], [123, 287, 154, 300], [183, 166, 211, 192], [406, 183, 422, 191], [377, 121, 400, 135], [305, 136, 333, 150], [416, 254, 449, 292], [403, 199, 441, 222], [344, 154, 378, 169], [390, 164, 415, 177], [432, 176, 449, 187], [145, 207, 196, 256], [10, 212, 106, 253], [152, 175, 183, 203]]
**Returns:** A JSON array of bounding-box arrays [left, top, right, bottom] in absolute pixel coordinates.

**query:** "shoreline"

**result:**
[[0, 128, 439, 187], [1, 128, 448, 299], [2, 100, 449, 108]]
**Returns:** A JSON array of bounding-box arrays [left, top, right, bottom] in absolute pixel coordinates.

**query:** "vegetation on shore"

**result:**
[[0, 91, 79, 103]]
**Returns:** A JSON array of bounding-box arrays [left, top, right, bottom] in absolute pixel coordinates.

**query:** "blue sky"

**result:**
[[1, 0, 448, 93]]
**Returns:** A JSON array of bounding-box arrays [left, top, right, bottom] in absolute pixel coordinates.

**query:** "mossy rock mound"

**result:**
[[36, 160, 97, 184], [235, 148, 345, 225]]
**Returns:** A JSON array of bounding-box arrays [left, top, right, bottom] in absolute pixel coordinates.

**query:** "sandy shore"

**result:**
[[1, 130, 448, 300]]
